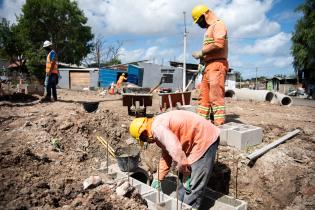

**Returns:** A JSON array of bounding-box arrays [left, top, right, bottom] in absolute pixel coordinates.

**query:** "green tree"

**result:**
[[291, 0, 315, 86], [15, 0, 94, 77], [0, 18, 27, 72]]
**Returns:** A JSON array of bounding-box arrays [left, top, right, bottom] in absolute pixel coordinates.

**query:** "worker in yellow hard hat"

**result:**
[[191, 5, 229, 126], [129, 110, 220, 209], [116, 73, 127, 88]]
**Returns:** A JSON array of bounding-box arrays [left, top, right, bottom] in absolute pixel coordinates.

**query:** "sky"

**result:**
[[0, 0, 304, 79]]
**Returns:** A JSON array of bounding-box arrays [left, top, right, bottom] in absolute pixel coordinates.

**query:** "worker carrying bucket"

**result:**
[[129, 110, 220, 210]]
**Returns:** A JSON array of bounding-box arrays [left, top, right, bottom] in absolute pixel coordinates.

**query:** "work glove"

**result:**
[[192, 51, 203, 59], [197, 64, 205, 75], [183, 175, 191, 194], [151, 179, 161, 189]]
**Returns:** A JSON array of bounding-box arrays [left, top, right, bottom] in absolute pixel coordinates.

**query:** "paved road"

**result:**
[[292, 97, 315, 107]]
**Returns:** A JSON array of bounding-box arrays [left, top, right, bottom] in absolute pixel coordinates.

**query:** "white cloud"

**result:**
[[119, 46, 176, 63], [0, 0, 24, 23], [239, 32, 291, 55], [260, 55, 293, 68], [217, 0, 280, 37]]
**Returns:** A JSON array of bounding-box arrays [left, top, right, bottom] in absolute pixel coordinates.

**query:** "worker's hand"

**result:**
[[192, 51, 203, 59], [183, 175, 191, 194], [151, 179, 161, 189]]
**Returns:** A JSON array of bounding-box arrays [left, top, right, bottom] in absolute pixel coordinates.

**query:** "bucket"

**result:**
[[115, 146, 140, 172]]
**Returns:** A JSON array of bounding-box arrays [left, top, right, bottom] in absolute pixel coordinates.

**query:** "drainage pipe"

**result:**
[[225, 89, 235, 98], [233, 88, 274, 102], [272, 92, 293, 106]]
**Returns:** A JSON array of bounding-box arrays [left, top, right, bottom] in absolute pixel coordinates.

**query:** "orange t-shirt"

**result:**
[[203, 20, 228, 62], [151, 110, 220, 180]]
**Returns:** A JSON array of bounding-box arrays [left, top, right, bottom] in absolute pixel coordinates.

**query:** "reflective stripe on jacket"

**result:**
[[46, 50, 59, 74], [203, 20, 228, 62]]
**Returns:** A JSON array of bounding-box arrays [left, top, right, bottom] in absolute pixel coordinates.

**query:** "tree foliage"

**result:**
[[0, 0, 94, 78], [291, 0, 315, 78]]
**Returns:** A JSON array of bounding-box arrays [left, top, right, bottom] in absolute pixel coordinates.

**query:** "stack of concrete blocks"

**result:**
[[219, 122, 263, 149], [108, 164, 247, 210]]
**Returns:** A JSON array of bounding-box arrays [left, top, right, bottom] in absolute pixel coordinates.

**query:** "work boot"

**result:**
[[40, 97, 51, 103]]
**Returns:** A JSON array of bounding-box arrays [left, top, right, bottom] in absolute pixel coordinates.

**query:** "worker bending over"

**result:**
[[192, 5, 229, 126], [129, 110, 220, 210], [116, 73, 127, 88]]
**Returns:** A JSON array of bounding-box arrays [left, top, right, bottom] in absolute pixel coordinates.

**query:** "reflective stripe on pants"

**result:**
[[197, 60, 228, 125]]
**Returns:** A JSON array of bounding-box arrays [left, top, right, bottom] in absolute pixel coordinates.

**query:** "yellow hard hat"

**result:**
[[122, 73, 125, 76], [129, 117, 147, 141], [192, 5, 209, 23]]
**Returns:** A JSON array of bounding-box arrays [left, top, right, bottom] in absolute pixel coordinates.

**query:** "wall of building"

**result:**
[[58, 70, 70, 89], [58, 68, 99, 89], [138, 63, 183, 90]]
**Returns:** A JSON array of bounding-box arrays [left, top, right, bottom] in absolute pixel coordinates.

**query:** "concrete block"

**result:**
[[134, 184, 154, 196], [219, 123, 242, 145], [143, 191, 172, 210], [160, 199, 192, 210], [162, 175, 246, 210], [202, 188, 247, 210], [227, 125, 263, 149]]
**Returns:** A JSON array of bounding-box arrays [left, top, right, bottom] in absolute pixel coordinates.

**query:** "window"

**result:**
[[162, 74, 173, 83], [161, 69, 175, 73]]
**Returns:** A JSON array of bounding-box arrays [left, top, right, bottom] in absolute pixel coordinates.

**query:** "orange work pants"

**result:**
[[197, 60, 228, 126]]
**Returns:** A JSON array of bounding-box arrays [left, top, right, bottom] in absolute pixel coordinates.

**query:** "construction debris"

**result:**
[[246, 129, 301, 163], [83, 176, 103, 190]]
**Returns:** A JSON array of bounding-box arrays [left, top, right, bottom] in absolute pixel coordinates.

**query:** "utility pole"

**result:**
[[255, 67, 258, 90], [183, 11, 187, 91]]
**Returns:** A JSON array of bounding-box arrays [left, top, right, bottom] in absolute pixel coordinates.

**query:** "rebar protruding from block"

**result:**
[[176, 170, 179, 210]]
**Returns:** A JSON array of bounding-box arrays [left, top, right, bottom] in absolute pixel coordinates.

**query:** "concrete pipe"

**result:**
[[272, 92, 293, 106], [233, 88, 274, 102], [225, 89, 235, 98]]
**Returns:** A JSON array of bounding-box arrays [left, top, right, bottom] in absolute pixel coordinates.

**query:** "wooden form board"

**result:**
[[70, 71, 90, 90]]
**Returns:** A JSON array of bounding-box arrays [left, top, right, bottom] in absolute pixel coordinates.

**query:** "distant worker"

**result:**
[[129, 110, 220, 210], [42, 40, 59, 102], [116, 73, 127, 88], [191, 5, 229, 126]]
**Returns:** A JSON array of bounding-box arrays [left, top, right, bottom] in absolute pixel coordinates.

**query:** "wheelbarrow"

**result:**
[[122, 87, 153, 116]]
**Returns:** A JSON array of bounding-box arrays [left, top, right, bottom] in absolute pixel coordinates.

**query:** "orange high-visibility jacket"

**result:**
[[46, 50, 59, 74], [117, 75, 127, 84], [202, 19, 228, 62], [151, 110, 220, 180]]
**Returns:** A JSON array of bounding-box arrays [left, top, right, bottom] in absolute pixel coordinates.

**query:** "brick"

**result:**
[[227, 125, 263, 149]]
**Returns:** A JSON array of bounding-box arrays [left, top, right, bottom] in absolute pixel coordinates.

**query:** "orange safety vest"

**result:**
[[46, 50, 59, 74]]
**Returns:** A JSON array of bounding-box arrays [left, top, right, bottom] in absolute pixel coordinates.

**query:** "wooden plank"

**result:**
[[70, 71, 90, 90]]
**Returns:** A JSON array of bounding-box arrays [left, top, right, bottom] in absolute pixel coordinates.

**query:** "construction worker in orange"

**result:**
[[192, 5, 229, 126], [116, 73, 127, 88], [129, 110, 220, 210], [42, 40, 59, 102]]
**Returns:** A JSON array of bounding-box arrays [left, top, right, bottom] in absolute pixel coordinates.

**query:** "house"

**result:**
[[269, 76, 300, 94], [58, 67, 99, 90]]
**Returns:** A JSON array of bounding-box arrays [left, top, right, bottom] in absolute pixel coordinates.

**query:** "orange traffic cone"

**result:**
[[108, 84, 115, 95]]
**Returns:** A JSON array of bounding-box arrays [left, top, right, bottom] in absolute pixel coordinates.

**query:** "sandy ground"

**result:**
[[0, 89, 314, 210]]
